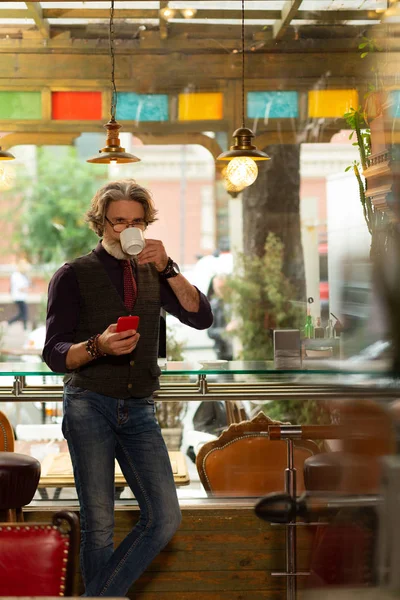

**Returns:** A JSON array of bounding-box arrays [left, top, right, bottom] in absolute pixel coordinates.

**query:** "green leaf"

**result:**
[[358, 42, 367, 49], [360, 52, 368, 58], [7, 147, 107, 265], [345, 166, 351, 172]]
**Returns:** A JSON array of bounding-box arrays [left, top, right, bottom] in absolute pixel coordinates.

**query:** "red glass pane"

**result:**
[[52, 91, 102, 120]]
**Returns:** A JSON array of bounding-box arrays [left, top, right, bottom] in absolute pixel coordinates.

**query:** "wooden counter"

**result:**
[[25, 504, 315, 599]]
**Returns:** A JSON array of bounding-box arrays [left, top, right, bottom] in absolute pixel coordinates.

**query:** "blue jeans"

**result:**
[[62, 384, 182, 597]]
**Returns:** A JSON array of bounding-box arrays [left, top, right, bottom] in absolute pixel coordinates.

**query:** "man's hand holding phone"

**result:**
[[116, 316, 140, 332], [97, 316, 140, 356]]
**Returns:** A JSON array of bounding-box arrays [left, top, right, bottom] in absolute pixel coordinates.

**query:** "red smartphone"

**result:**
[[116, 316, 140, 333]]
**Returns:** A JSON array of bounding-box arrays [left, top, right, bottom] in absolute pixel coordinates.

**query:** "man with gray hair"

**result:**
[[43, 179, 213, 597]]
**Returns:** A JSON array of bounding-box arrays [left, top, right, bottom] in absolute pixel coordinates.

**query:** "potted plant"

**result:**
[[224, 232, 303, 360], [224, 233, 328, 425]]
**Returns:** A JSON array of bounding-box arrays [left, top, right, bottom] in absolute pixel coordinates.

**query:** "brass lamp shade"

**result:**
[[217, 128, 270, 161], [87, 119, 140, 164], [0, 147, 15, 160]]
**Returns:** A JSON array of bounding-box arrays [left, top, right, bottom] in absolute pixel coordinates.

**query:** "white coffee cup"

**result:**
[[120, 227, 145, 256]]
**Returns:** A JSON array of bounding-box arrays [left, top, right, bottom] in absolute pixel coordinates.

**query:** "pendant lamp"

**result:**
[[217, 0, 269, 187], [0, 147, 15, 160], [87, 0, 140, 164]]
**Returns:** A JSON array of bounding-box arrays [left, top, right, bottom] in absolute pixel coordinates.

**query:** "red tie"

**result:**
[[123, 260, 137, 313]]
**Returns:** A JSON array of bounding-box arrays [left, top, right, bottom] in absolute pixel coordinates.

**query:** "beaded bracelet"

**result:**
[[85, 334, 106, 359]]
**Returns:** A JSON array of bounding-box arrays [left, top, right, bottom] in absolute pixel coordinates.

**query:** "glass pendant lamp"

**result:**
[[87, 0, 140, 164], [217, 0, 270, 187]]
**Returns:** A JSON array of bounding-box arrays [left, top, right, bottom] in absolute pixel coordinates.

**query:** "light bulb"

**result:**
[[224, 179, 245, 194], [181, 7, 197, 18], [226, 157, 258, 187], [159, 6, 176, 20], [222, 166, 245, 193]]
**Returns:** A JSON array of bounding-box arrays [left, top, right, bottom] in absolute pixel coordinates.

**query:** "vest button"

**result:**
[[127, 383, 133, 389], [130, 360, 135, 367]]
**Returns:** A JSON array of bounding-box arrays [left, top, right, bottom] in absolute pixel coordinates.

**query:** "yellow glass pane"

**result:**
[[178, 93, 223, 121], [308, 89, 359, 118]]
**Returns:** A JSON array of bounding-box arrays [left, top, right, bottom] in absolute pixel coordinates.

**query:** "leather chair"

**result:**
[[196, 411, 319, 497], [267, 400, 397, 589], [0, 410, 41, 522], [0, 510, 79, 596], [0, 409, 15, 451], [303, 399, 396, 494]]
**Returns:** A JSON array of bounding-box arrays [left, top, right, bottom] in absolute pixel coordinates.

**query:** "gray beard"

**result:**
[[101, 237, 131, 261]]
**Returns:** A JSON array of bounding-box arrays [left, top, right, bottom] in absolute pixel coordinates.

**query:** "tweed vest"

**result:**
[[64, 252, 162, 399]]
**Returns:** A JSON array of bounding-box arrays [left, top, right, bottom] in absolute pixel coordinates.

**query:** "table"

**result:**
[[15, 441, 190, 499], [40, 450, 190, 486]]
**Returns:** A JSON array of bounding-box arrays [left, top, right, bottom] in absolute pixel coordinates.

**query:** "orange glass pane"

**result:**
[[308, 90, 359, 118], [178, 93, 223, 121], [52, 91, 102, 120]]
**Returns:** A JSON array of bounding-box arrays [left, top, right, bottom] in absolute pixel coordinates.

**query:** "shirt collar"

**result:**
[[94, 241, 137, 273]]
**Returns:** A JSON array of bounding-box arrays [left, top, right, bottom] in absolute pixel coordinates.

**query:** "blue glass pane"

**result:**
[[247, 91, 298, 119], [116, 93, 169, 121], [389, 90, 400, 118]]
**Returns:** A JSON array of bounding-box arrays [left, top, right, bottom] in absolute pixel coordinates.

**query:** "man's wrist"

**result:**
[[159, 257, 180, 279], [157, 258, 169, 273], [85, 334, 106, 359]]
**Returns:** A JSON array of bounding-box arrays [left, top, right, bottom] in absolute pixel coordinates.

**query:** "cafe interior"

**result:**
[[1, 0, 400, 598]]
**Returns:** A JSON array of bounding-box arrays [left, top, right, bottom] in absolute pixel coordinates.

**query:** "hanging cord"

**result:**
[[241, 0, 245, 128], [109, 0, 118, 121]]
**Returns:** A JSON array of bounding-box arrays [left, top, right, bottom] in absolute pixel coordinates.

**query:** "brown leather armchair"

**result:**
[[267, 399, 398, 590], [196, 411, 319, 497], [0, 409, 15, 451], [302, 399, 396, 495]]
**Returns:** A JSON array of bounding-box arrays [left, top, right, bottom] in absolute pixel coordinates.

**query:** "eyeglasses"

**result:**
[[105, 216, 147, 232]]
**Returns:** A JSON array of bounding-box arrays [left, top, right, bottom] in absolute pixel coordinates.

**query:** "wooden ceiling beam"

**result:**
[[273, 0, 303, 41], [0, 120, 230, 135], [0, 8, 384, 22], [0, 49, 376, 86], [24, 2, 50, 39], [42, 8, 160, 20], [0, 27, 386, 54]]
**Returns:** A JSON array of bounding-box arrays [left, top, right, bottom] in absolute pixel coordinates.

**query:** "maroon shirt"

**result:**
[[43, 242, 213, 373]]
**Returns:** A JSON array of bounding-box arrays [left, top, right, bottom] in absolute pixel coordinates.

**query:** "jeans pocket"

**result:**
[[64, 384, 87, 398], [63, 385, 87, 425]]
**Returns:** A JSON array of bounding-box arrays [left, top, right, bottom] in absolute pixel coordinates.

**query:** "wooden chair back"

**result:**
[[196, 412, 319, 497], [0, 410, 14, 452]]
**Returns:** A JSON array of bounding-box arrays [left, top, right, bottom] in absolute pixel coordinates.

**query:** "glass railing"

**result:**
[[0, 359, 396, 377]]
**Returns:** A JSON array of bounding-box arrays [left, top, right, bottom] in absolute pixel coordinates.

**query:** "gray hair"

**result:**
[[86, 179, 158, 236]]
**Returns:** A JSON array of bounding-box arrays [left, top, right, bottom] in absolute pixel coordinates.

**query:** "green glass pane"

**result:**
[[0, 91, 42, 119]]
